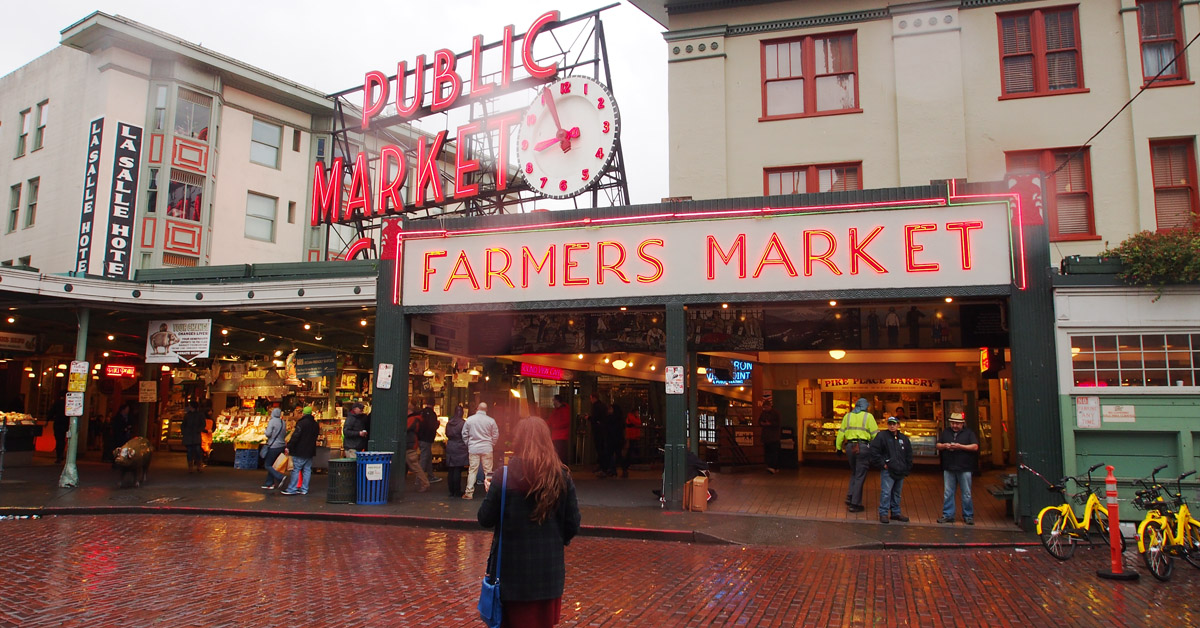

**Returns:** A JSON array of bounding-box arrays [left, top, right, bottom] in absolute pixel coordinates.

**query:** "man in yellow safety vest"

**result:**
[[835, 397, 878, 513]]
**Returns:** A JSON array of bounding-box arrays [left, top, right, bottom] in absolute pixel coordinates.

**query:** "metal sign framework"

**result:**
[[323, 5, 630, 260]]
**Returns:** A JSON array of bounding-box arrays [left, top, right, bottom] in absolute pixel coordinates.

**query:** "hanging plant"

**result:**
[[1104, 227, 1200, 294]]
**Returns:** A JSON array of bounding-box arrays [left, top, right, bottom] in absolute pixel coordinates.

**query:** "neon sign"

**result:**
[[105, 365, 137, 378], [520, 363, 565, 380], [706, 360, 753, 386]]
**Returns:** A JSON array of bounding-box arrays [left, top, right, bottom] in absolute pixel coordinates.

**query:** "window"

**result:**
[[764, 162, 861, 195], [174, 88, 211, 140], [1006, 148, 1095, 239], [287, 201, 296, 224], [761, 32, 858, 119], [153, 86, 168, 131], [15, 109, 30, 157], [167, 169, 204, 221], [1150, 139, 1199, 230], [23, 178, 37, 228], [250, 119, 282, 167], [1072, 333, 1200, 387], [245, 192, 277, 242], [0, 261, 10, 267], [1137, 0, 1187, 83], [998, 6, 1083, 96], [146, 167, 160, 213], [292, 129, 301, 152], [32, 101, 48, 151], [7, 184, 19, 233]]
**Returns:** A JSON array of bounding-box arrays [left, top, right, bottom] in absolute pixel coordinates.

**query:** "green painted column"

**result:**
[[664, 302, 687, 508], [372, 259, 409, 501], [1008, 218, 1061, 529], [58, 308, 88, 488]]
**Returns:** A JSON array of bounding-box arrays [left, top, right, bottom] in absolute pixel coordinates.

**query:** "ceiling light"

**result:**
[[220, 329, 229, 335], [258, 336, 266, 342], [721, 303, 729, 309], [650, 364, 656, 371], [510, 388, 521, 398], [603, 357, 610, 364], [303, 323, 311, 330], [102, 352, 109, 358], [423, 368, 435, 377], [697, 366, 707, 375], [273, 360, 284, 367], [945, 297, 954, 303], [619, 307, 627, 311], [829, 349, 847, 360], [568, 319, 575, 326], [739, 386, 745, 391], [55, 372, 64, 378], [485, 375, 490, 381], [5, 317, 13, 323], [577, 354, 583, 359], [107, 335, 114, 341], [362, 337, 370, 348], [23, 366, 31, 372], [274, 350, 283, 357], [57, 363, 67, 369], [829, 300, 837, 307], [360, 319, 368, 326], [27, 372, 35, 378], [314, 332, 323, 341], [612, 358, 628, 370], [161, 365, 171, 372], [468, 367, 480, 376]]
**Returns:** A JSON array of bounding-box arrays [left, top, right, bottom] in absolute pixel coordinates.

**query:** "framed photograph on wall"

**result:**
[[803, 388, 813, 405]]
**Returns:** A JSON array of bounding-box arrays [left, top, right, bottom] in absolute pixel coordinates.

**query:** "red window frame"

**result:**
[[1136, 0, 1189, 85], [1149, 139, 1199, 231], [1005, 148, 1098, 241], [760, 31, 861, 121], [763, 162, 863, 196], [997, 6, 1086, 99]]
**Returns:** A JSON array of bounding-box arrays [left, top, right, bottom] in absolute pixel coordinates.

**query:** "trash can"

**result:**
[[233, 448, 260, 470], [327, 458, 357, 504], [355, 451, 393, 505]]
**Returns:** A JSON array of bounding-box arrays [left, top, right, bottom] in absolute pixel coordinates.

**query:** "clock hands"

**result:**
[[535, 127, 579, 152]]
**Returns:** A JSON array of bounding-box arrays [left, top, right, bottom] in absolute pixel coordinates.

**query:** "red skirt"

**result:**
[[502, 597, 562, 628]]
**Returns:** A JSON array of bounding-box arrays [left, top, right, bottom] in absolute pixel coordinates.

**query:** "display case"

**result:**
[[802, 417, 940, 462]]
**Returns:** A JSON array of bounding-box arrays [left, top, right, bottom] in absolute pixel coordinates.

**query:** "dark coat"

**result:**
[[444, 415, 469, 467], [287, 414, 319, 459], [417, 407, 438, 442], [180, 408, 205, 446], [869, 429, 914, 478], [478, 458, 581, 602], [342, 412, 369, 451]]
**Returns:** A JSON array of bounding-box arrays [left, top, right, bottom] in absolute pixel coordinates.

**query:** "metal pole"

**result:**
[[59, 308, 89, 488]]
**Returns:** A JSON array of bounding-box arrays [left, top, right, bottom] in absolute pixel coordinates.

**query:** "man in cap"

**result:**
[[834, 397, 878, 513], [936, 412, 979, 524], [869, 415, 912, 524], [342, 403, 370, 458]]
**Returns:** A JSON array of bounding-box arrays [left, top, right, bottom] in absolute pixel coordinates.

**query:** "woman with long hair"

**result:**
[[478, 417, 581, 627]]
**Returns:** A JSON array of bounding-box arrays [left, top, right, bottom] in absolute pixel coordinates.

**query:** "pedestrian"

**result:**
[[869, 415, 913, 524], [547, 394, 570, 464], [342, 402, 370, 459], [758, 399, 781, 474], [405, 408, 431, 493], [477, 417, 581, 628], [180, 400, 206, 474], [834, 397, 877, 513], [445, 404, 469, 498], [281, 406, 318, 496], [588, 393, 608, 476], [260, 407, 288, 489], [620, 407, 642, 478], [463, 402, 499, 500], [601, 401, 625, 478], [937, 412, 980, 525], [419, 406, 442, 484], [107, 403, 134, 464], [50, 394, 68, 464]]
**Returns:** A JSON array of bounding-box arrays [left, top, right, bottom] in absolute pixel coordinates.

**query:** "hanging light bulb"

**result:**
[[612, 357, 628, 370], [829, 349, 847, 360], [423, 368, 435, 377], [468, 366, 480, 376]]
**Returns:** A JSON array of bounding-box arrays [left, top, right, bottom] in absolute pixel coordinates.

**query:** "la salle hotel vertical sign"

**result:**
[[75, 118, 103, 274], [102, 123, 143, 279]]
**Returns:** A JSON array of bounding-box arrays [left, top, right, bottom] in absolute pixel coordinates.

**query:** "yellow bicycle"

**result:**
[[1035, 462, 1127, 560], [1133, 465, 1200, 581]]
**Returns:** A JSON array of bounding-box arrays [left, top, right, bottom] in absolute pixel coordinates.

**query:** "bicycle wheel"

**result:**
[[1090, 511, 1128, 554], [1140, 521, 1174, 581], [1038, 509, 1076, 560], [1182, 520, 1200, 570]]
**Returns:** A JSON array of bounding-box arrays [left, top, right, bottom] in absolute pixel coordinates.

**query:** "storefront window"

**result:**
[[1071, 332, 1198, 387]]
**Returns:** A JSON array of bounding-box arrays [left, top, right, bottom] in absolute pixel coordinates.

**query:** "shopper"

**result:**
[[342, 402, 370, 458], [260, 407, 287, 489], [462, 402, 499, 500], [588, 393, 608, 476], [620, 408, 642, 478], [445, 404, 468, 498], [547, 394, 570, 464], [834, 397, 877, 513], [50, 394, 68, 464], [281, 406, 318, 496], [477, 417, 581, 628], [181, 400, 206, 474], [937, 412, 980, 525], [869, 416, 913, 524], [419, 406, 441, 484], [107, 404, 135, 465], [758, 399, 782, 474], [601, 401, 625, 478], [405, 408, 431, 493]]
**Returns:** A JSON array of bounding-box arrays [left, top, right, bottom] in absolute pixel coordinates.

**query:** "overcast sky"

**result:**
[[0, 0, 669, 205]]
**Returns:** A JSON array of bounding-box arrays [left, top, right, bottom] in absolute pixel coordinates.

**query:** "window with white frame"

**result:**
[[761, 32, 858, 119], [174, 88, 211, 140], [153, 85, 168, 131], [1071, 332, 1200, 387], [250, 119, 282, 168], [23, 178, 37, 228], [15, 109, 30, 157], [33, 101, 47, 151], [245, 192, 277, 242], [7, 184, 19, 233]]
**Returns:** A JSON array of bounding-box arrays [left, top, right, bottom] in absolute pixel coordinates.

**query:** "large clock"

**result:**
[[515, 76, 620, 199]]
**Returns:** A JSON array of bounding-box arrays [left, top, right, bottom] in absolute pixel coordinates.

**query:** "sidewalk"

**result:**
[[0, 450, 1035, 549]]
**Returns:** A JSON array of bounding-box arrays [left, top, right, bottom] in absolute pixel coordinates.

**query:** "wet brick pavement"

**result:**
[[0, 514, 1194, 627]]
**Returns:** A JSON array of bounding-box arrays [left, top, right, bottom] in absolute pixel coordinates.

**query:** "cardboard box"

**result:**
[[687, 476, 708, 512]]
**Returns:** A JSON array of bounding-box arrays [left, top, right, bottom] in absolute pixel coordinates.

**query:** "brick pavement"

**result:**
[[0, 514, 1192, 627]]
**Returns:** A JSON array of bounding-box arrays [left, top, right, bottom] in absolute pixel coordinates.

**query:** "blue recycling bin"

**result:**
[[355, 451, 394, 505]]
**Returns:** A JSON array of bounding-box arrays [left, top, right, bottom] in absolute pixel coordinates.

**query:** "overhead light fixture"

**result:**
[[603, 357, 610, 364], [22, 366, 32, 372], [945, 297, 954, 303], [721, 303, 729, 309], [468, 366, 480, 376], [829, 300, 837, 307], [220, 329, 229, 336], [314, 326, 323, 341], [697, 366, 707, 375], [360, 319, 368, 327], [568, 319, 575, 326], [303, 323, 311, 330], [362, 337, 370, 348], [5, 317, 13, 323], [829, 349, 847, 360], [161, 365, 171, 372], [55, 372, 64, 378], [57, 363, 67, 370], [258, 336, 266, 342], [509, 388, 521, 398], [274, 350, 283, 357], [619, 306, 627, 311], [612, 357, 628, 370], [423, 368, 435, 377], [577, 353, 584, 359], [273, 360, 284, 367], [107, 335, 115, 341], [102, 352, 110, 358], [650, 364, 656, 371], [27, 372, 35, 378], [739, 386, 745, 391]]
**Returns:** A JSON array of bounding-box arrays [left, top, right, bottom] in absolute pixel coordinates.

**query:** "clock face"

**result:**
[[515, 76, 620, 199]]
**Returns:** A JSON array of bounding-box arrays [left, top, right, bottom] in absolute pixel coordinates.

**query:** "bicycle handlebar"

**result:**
[[1086, 462, 1105, 474]]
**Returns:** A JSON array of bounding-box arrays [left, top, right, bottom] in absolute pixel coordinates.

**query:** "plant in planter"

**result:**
[[1104, 226, 1200, 297]]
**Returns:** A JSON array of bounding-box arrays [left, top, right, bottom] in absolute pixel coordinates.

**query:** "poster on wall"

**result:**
[[0, 332, 37, 352], [76, 117, 104, 274], [102, 122, 142, 279], [145, 319, 211, 363], [591, 311, 665, 352]]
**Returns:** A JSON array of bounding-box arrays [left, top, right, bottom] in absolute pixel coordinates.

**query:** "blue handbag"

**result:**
[[478, 466, 507, 628]]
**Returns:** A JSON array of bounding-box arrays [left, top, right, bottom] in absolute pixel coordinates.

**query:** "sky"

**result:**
[[0, 0, 670, 205]]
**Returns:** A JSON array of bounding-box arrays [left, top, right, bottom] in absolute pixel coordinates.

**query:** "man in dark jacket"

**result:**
[[418, 406, 441, 484], [50, 395, 69, 464], [589, 394, 609, 477], [869, 415, 913, 524], [281, 406, 319, 495], [180, 400, 206, 474], [342, 403, 370, 457]]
